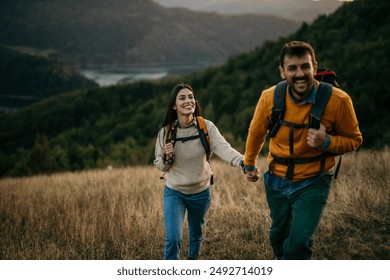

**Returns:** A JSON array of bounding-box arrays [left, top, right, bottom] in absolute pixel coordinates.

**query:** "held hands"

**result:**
[[307, 123, 326, 148], [245, 166, 260, 183]]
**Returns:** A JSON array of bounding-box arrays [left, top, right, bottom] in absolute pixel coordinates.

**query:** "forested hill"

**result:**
[[0, 0, 389, 177], [0, 47, 98, 111], [0, 0, 299, 66]]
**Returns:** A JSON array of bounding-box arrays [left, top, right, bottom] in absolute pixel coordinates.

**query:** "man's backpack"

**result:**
[[315, 68, 340, 88], [267, 68, 342, 179], [165, 116, 213, 184]]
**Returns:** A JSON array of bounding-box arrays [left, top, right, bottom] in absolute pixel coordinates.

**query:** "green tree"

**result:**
[[28, 134, 53, 174]]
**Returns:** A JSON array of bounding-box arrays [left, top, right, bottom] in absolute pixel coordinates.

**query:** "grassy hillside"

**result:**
[[0, 149, 388, 259], [0, 0, 389, 177]]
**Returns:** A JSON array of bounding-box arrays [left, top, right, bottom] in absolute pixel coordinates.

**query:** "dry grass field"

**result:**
[[0, 148, 389, 260]]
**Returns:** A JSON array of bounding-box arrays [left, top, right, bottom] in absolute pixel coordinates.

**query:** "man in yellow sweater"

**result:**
[[243, 41, 363, 259]]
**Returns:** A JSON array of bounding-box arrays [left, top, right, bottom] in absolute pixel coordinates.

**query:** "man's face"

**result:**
[[279, 53, 317, 100]]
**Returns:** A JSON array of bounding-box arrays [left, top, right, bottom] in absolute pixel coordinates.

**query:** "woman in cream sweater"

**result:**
[[154, 83, 246, 260]]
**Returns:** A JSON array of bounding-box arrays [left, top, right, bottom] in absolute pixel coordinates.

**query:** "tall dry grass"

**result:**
[[0, 148, 389, 260]]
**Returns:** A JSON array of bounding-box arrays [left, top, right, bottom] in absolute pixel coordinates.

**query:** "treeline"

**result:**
[[0, 46, 97, 106], [0, 82, 169, 175], [0, 47, 98, 99], [0, 0, 389, 177]]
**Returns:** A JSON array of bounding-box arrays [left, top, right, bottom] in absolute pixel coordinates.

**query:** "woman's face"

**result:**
[[173, 88, 196, 117]]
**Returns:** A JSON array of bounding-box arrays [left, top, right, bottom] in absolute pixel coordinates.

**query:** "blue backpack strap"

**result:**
[[268, 81, 287, 137], [309, 82, 333, 129]]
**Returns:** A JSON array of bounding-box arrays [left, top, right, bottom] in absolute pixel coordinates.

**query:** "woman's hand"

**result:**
[[245, 166, 260, 182], [164, 141, 174, 160]]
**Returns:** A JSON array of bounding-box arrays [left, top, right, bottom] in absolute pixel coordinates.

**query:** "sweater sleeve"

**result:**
[[206, 120, 243, 168], [153, 127, 170, 172], [243, 89, 273, 167], [327, 92, 363, 154]]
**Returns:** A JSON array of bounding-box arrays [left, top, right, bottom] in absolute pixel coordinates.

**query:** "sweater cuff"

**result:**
[[163, 155, 174, 165], [319, 133, 331, 151], [244, 165, 256, 172], [240, 160, 256, 174]]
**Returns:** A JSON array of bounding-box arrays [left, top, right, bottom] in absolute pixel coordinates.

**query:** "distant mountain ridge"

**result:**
[[0, 0, 299, 67], [153, 0, 345, 22]]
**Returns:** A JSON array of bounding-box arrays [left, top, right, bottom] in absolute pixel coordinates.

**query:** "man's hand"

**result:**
[[245, 167, 260, 182], [307, 123, 326, 148]]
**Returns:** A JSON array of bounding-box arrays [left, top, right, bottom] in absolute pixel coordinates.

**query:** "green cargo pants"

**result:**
[[265, 175, 332, 260]]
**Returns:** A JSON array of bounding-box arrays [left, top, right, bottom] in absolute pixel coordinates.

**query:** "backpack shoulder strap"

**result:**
[[196, 116, 211, 161], [269, 81, 287, 137], [309, 82, 333, 129], [165, 122, 177, 144]]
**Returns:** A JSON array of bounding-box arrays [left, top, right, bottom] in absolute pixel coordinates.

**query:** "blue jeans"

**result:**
[[265, 175, 332, 260], [163, 186, 211, 260]]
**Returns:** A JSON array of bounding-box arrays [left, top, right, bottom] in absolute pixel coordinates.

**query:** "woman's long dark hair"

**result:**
[[160, 83, 202, 129]]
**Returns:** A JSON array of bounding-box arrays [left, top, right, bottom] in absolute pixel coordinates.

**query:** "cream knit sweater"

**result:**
[[154, 119, 243, 194]]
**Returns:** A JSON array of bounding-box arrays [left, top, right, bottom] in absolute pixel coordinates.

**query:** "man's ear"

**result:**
[[313, 62, 318, 75], [279, 66, 286, 79]]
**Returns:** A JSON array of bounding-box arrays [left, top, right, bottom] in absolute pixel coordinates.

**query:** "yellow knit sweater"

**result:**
[[244, 81, 363, 181]]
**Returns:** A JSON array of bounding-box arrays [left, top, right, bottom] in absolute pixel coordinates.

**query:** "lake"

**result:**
[[77, 62, 216, 86], [0, 62, 218, 112]]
